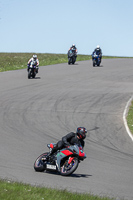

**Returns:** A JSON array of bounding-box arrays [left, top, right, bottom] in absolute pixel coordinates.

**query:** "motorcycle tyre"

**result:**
[[28, 70, 31, 79], [34, 152, 48, 172], [72, 60, 75, 64], [93, 61, 95, 67], [32, 73, 35, 78], [60, 157, 79, 176], [72, 57, 75, 64], [97, 60, 100, 67], [97, 63, 100, 66], [68, 58, 71, 65]]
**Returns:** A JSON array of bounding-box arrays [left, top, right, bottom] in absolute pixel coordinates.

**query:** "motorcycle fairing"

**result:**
[[56, 145, 80, 171]]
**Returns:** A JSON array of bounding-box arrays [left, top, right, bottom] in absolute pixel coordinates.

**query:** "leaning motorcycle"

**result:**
[[34, 143, 86, 176], [92, 53, 101, 67], [27, 61, 37, 79], [68, 49, 77, 65]]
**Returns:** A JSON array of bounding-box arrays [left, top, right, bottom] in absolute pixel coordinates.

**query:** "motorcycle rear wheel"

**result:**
[[34, 153, 48, 172], [60, 157, 79, 176]]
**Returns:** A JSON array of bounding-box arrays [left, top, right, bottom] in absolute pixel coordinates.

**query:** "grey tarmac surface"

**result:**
[[0, 58, 133, 200]]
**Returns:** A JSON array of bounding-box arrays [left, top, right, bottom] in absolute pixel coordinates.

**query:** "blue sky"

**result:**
[[0, 0, 133, 56]]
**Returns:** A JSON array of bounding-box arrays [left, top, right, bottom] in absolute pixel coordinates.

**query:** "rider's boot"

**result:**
[[45, 148, 54, 160]]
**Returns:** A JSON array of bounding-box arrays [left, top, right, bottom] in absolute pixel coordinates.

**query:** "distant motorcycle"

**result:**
[[92, 53, 101, 67], [27, 61, 38, 79], [68, 49, 77, 65], [34, 143, 86, 176]]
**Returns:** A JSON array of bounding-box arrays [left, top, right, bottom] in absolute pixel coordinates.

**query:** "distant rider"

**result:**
[[46, 127, 87, 160], [27, 54, 39, 73], [92, 45, 102, 62], [69, 44, 78, 54], [68, 44, 78, 60]]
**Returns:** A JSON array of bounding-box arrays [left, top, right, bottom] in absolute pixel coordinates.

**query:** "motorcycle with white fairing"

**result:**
[[27, 60, 38, 79]]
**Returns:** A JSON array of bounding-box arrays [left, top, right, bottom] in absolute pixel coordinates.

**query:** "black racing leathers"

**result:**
[[62, 132, 84, 148], [47, 132, 85, 158]]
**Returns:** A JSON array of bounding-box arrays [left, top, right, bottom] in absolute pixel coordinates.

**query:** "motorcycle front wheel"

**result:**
[[32, 73, 35, 78], [68, 58, 71, 65], [34, 152, 48, 172], [72, 57, 75, 64], [28, 70, 31, 79], [60, 157, 79, 176]]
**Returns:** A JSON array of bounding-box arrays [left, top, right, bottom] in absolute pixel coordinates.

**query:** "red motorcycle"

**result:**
[[34, 144, 86, 176]]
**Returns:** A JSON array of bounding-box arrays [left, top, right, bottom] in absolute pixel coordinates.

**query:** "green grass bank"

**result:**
[[0, 53, 91, 72], [0, 179, 114, 200], [126, 100, 133, 135], [0, 52, 128, 72]]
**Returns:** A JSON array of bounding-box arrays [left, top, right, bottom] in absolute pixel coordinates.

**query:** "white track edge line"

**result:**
[[123, 95, 133, 141]]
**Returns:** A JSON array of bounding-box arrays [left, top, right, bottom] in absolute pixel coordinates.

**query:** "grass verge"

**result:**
[[126, 100, 133, 135], [0, 53, 91, 72], [0, 179, 114, 200], [0, 52, 129, 72]]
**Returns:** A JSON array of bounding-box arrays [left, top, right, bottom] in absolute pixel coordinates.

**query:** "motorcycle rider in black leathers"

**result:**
[[46, 127, 87, 160], [92, 45, 102, 62]]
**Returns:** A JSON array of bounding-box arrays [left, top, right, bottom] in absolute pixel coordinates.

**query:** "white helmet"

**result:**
[[33, 55, 37, 60], [72, 44, 75, 47], [97, 45, 100, 49]]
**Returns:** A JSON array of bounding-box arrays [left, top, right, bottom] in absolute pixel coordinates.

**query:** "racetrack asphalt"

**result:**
[[0, 59, 133, 200]]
